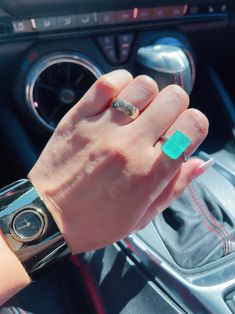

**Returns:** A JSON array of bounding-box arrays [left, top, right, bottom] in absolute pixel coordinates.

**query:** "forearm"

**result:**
[[0, 231, 30, 305]]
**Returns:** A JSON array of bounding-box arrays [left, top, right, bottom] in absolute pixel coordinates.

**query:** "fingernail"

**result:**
[[192, 158, 215, 179]]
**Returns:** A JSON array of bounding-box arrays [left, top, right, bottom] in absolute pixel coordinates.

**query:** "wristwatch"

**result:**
[[0, 179, 70, 276]]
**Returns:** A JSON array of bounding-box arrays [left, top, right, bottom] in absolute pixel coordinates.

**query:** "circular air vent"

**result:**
[[26, 52, 103, 130]]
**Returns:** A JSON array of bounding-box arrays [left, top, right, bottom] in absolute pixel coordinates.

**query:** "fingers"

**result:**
[[71, 70, 133, 117], [135, 158, 204, 230], [130, 84, 189, 144], [148, 109, 209, 192], [156, 108, 209, 156], [102, 75, 159, 125], [134, 108, 209, 211]]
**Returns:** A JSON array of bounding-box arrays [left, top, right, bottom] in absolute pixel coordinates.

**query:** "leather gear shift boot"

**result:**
[[153, 181, 235, 269]]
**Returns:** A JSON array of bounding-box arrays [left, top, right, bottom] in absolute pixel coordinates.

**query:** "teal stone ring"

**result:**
[[161, 130, 191, 161]]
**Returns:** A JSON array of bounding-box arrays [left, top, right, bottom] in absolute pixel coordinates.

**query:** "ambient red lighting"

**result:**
[[133, 7, 139, 19]]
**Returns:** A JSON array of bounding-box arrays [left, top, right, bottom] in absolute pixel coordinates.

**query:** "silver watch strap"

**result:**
[[0, 179, 70, 276]]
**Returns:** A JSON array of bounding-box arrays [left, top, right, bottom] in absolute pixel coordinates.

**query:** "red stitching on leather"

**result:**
[[189, 184, 233, 253], [187, 186, 227, 256]]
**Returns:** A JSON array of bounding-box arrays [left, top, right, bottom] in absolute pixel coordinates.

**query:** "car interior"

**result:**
[[0, 0, 234, 313]]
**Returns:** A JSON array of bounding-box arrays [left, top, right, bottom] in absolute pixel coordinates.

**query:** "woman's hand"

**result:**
[[28, 70, 209, 254]]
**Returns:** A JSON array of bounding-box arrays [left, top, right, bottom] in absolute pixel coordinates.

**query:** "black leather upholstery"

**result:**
[[154, 181, 235, 269]]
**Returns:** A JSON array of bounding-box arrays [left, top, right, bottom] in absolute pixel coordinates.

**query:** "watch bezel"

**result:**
[[10, 207, 48, 243]]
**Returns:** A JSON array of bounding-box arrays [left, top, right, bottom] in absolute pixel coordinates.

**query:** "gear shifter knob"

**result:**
[[136, 38, 195, 94]]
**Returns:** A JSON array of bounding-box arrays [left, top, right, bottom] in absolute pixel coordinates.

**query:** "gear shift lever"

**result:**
[[136, 37, 196, 94]]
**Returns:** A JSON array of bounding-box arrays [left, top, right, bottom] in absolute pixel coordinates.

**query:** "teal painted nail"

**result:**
[[162, 130, 191, 160]]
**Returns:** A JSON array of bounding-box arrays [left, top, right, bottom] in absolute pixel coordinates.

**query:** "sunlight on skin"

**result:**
[[0, 232, 30, 305], [28, 70, 209, 254], [0, 70, 209, 304]]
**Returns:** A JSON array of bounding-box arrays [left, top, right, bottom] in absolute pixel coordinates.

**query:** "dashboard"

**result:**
[[0, 1, 229, 39], [0, 0, 229, 134]]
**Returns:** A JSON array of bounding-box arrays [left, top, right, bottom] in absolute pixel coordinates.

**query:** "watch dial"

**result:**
[[12, 210, 44, 241]]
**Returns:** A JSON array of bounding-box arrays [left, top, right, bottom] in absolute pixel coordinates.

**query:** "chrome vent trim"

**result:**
[[25, 52, 103, 131]]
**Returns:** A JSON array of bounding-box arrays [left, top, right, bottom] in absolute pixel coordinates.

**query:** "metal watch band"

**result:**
[[0, 179, 70, 276]]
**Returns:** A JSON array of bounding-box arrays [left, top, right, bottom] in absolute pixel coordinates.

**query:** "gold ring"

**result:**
[[112, 97, 140, 120]]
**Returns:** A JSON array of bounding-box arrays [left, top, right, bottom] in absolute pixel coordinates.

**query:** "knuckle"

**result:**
[[166, 84, 189, 108], [117, 69, 133, 79], [99, 134, 153, 178], [96, 75, 117, 95], [99, 135, 131, 165], [134, 75, 159, 95], [127, 155, 153, 179], [187, 108, 209, 137], [112, 143, 151, 176], [111, 142, 130, 165]]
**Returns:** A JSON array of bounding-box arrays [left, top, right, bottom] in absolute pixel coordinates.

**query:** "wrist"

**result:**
[[0, 179, 69, 276], [0, 230, 30, 305], [27, 171, 73, 252]]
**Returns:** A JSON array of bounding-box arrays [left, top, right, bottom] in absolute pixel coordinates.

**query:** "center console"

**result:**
[[124, 159, 235, 313]]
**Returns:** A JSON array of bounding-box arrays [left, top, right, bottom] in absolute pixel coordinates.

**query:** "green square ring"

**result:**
[[162, 130, 191, 160]]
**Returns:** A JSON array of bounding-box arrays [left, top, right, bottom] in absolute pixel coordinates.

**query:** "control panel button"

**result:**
[[116, 10, 133, 23], [104, 49, 118, 63], [97, 35, 118, 63], [168, 5, 187, 18], [118, 33, 134, 63], [219, 4, 228, 13], [12, 20, 34, 33], [35, 17, 57, 31], [152, 7, 168, 19], [97, 11, 116, 25], [138, 8, 152, 21], [188, 5, 200, 15], [78, 13, 97, 27], [97, 35, 115, 48], [118, 33, 134, 46], [119, 46, 130, 62], [207, 4, 216, 14], [56, 15, 77, 29]]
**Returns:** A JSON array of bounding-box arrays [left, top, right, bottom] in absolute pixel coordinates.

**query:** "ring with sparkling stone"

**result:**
[[160, 130, 191, 162], [112, 97, 140, 120]]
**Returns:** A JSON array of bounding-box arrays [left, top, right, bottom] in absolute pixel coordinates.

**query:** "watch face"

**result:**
[[11, 209, 46, 242]]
